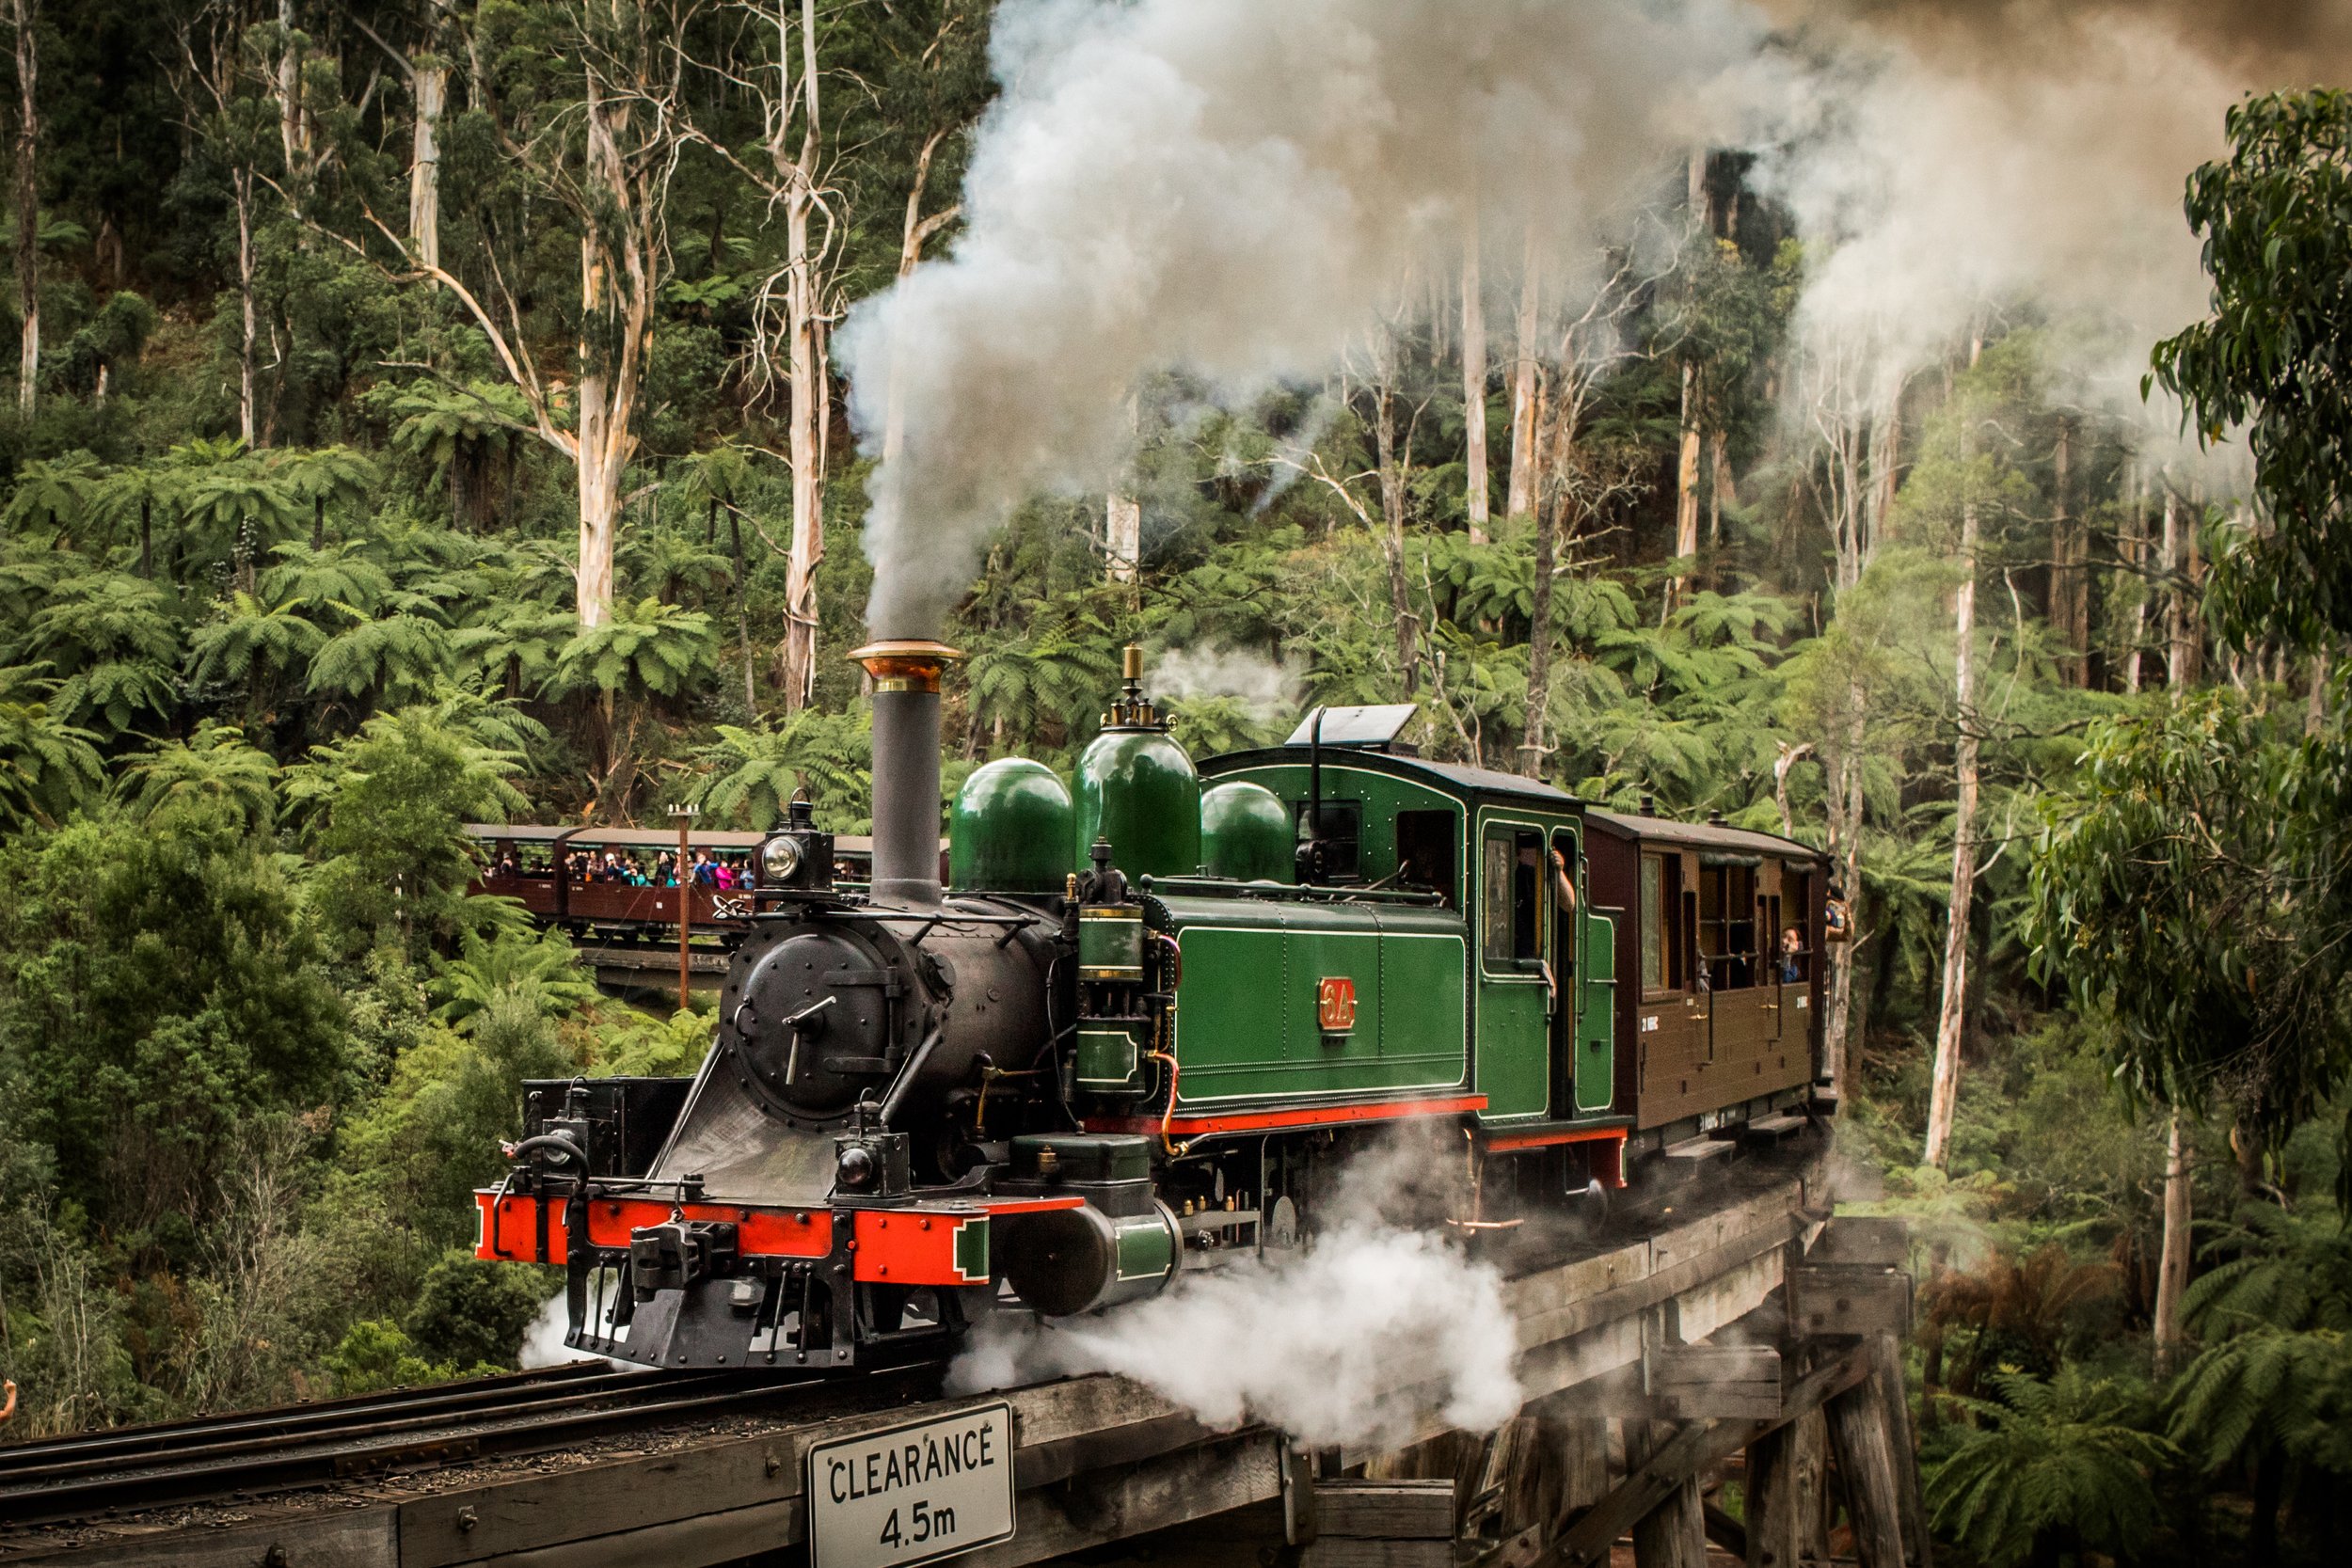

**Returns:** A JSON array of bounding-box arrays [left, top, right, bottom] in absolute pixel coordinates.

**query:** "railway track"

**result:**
[[0, 1354, 947, 1528]]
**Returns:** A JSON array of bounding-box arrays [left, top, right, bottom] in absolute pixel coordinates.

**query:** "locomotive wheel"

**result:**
[[1263, 1196, 1300, 1252]]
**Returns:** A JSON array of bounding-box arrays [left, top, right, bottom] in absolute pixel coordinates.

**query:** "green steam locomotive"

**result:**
[[477, 642, 1830, 1370]]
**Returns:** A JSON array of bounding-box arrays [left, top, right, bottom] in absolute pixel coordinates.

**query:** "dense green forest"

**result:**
[[0, 3, 2345, 1564]]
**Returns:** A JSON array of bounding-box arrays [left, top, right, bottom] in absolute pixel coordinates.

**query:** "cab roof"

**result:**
[[1200, 745, 1581, 810]]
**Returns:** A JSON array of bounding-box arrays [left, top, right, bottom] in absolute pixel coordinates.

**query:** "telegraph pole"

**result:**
[[669, 802, 699, 1011]]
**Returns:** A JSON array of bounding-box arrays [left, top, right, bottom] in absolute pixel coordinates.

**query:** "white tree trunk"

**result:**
[[773, 0, 827, 710], [1923, 493, 1979, 1168], [1672, 358, 1700, 599], [1822, 748, 1861, 1101], [781, 191, 825, 707], [13, 0, 35, 417], [1461, 214, 1488, 543], [1505, 230, 1538, 519], [2150, 535, 2197, 1370], [2152, 1110, 2191, 1371], [408, 60, 444, 269], [576, 235, 619, 628], [2161, 481, 2189, 687], [2123, 459, 2148, 693], [277, 0, 307, 180], [1105, 489, 1140, 582], [1107, 386, 1142, 584], [235, 166, 257, 446]]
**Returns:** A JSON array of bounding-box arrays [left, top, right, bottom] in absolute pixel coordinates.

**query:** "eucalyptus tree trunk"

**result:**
[[408, 59, 444, 267], [1672, 358, 1700, 599], [1519, 371, 1555, 774], [277, 0, 306, 176], [1369, 352, 1418, 695], [772, 0, 828, 710], [233, 165, 257, 445], [882, 125, 959, 465], [1923, 487, 1979, 1168], [571, 64, 653, 628], [1461, 214, 1488, 543], [2123, 460, 2149, 692], [12, 0, 34, 417], [2052, 415, 2088, 686], [2150, 544, 2197, 1370], [1505, 230, 1538, 521], [1822, 743, 1862, 1101], [2162, 482, 2195, 687]]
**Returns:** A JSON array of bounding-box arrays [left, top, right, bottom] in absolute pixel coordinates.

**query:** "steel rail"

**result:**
[[0, 1357, 946, 1527], [0, 1362, 617, 1472]]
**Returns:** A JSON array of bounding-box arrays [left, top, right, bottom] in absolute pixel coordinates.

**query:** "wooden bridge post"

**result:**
[[1867, 1333, 1932, 1568], [1822, 1356, 1906, 1568], [1626, 1419, 1707, 1568]]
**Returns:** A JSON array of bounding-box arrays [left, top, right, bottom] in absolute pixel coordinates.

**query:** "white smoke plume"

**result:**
[[1152, 643, 1300, 713], [946, 1129, 1523, 1449], [518, 1281, 634, 1370], [839, 0, 2352, 626], [839, 0, 1777, 635]]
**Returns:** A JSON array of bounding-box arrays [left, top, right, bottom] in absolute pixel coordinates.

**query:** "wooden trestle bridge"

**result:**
[[0, 1134, 1925, 1568]]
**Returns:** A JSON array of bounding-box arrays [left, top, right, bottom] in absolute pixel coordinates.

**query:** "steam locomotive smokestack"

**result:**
[[850, 640, 962, 902]]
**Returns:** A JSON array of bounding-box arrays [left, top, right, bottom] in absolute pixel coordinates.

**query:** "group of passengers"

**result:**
[[485, 847, 753, 890]]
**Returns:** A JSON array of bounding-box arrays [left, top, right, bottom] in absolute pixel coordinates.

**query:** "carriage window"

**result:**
[[1697, 861, 1759, 990], [1641, 855, 1665, 991], [1481, 828, 1544, 973]]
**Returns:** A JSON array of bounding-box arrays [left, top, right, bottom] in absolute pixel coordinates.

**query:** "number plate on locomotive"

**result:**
[[806, 1402, 1016, 1568]]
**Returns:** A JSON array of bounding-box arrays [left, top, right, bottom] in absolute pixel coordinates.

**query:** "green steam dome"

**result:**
[[950, 758, 1073, 894], [1073, 647, 1200, 881], [1200, 781, 1292, 881]]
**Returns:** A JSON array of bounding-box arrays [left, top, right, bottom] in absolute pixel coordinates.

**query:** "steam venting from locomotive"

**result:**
[[951, 1125, 1525, 1449]]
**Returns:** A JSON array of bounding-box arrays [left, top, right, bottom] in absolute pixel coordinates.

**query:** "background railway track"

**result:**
[[0, 1355, 947, 1528]]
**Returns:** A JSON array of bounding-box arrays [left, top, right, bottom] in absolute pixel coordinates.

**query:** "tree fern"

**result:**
[[308, 614, 459, 705], [690, 712, 871, 831], [550, 597, 717, 701], [117, 722, 278, 834], [1925, 1366, 2176, 1567]]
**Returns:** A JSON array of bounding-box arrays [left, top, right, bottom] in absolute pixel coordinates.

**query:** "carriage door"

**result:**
[[1475, 819, 1550, 1119], [1558, 827, 1616, 1114]]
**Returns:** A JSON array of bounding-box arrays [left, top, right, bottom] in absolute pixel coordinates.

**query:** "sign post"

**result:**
[[668, 802, 699, 1011], [806, 1402, 1017, 1568]]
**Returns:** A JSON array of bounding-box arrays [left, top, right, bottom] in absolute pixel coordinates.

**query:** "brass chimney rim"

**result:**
[[849, 638, 964, 694]]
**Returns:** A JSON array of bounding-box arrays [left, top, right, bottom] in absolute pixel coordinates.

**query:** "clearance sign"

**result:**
[[806, 1402, 1017, 1568]]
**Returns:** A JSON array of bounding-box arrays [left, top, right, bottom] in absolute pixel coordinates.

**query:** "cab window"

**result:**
[[1481, 827, 1544, 973]]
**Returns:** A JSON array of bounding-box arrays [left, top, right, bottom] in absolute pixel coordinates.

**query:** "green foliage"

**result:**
[[551, 596, 718, 701], [284, 704, 529, 957], [116, 722, 278, 834], [1925, 1366, 2178, 1567], [690, 710, 873, 831], [433, 927, 600, 1034], [0, 801, 344, 1241], [405, 1250, 549, 1370], [0, 667, 103, 830], [322, 1319, 471, 1399], [2025, 689, 2352, 1180], [2152, 89, 2352, 648]]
